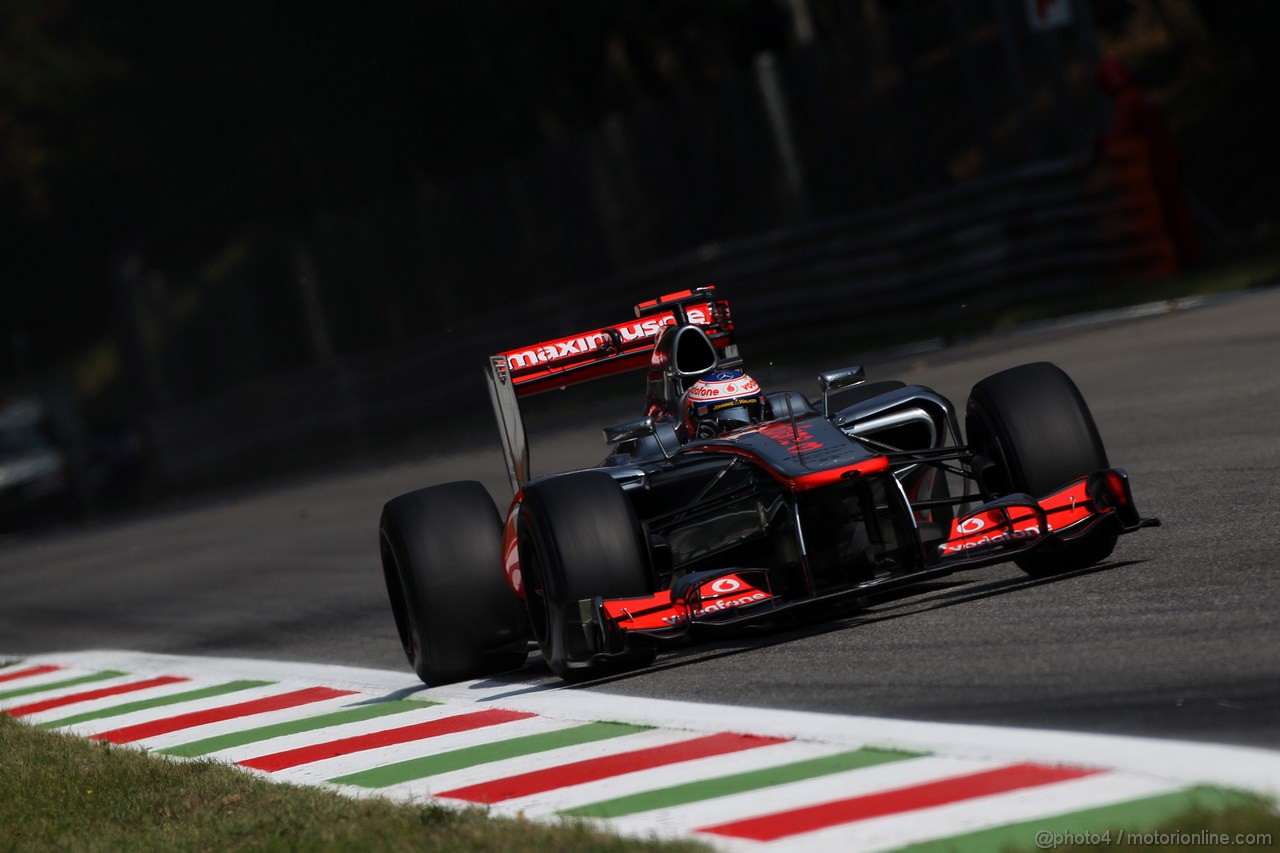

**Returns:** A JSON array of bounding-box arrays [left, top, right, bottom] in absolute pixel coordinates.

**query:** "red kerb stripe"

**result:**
[[437, 732, 788, 804], [5, 675, 189, 717], [239, 708, 534, 772], [89, 686, 354, 744], [700, 763, 1103, 841], [0, 664, 61, 683]]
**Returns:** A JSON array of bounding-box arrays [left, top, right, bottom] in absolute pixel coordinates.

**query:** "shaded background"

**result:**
[[2, 0, 1278, 513]]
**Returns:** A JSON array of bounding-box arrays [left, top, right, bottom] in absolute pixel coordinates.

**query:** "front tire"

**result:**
[[518, 471, 656, 680], [966, 362, 1118, 576], [380, 481, 528, 685]]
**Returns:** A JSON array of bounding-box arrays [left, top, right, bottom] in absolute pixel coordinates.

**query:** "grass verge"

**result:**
[[2, 688, 1276, 851], [0, 714, 705, 853]]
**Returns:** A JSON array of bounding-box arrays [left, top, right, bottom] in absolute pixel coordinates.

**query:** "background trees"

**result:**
[[2, 1, 1276, 421]]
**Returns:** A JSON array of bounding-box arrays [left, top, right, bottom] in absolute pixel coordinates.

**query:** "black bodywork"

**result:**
[[381, 287, 1158, 686]]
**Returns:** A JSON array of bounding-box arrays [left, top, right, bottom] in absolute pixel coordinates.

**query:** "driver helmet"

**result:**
[[682, 370, 765, 438]]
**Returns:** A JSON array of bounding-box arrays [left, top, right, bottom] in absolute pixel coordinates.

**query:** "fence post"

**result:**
[[294, 236, 334, 366], [755, 52, 809, 222]]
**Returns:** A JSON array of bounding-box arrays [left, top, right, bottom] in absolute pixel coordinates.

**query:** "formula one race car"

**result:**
[[379, 287, 1159, 685]]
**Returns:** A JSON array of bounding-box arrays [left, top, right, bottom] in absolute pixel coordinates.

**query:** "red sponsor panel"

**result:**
[[699, 762, 1103, 841], [4, 675, 189, 717], [787, 458, 891, 491], [756, 421, 821, 455], [239, 708, 534, 772], [633, 288, 701, 313], [1037, 479, 1096, 529], [89, 686, 356, 744], [499, 303, 720, 376], [494, 297, 733, 397], [600, 573, 776, 631], [436, 732, 788, 804], [939, 508, 1044, 558], [600, 589, 679, 632]]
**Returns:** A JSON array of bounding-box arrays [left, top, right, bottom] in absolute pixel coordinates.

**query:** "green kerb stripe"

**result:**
[[331, 721, 650, 789], [0, 670, 126, 701], [38, 680, 273, 729], [561, 747, 921, 818], [159, 699, 437, 757], [899, 785, 1253, 853]]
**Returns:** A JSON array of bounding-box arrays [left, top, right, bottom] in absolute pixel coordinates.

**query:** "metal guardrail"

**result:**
[[596, 156, 1170, 350], [140, 155, 1172, 486]]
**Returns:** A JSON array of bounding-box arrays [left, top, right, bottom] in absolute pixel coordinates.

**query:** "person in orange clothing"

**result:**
[[1096, 56, 1202, 268]]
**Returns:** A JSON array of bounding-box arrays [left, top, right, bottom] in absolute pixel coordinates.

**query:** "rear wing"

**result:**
[[485, 287, 738, 493]]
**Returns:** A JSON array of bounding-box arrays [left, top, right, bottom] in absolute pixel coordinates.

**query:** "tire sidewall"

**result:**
[[965, 362, 1118, 574], [517, 471, 652, 679], [966, 362, 1109, 498], [380, 481, 527, 685]]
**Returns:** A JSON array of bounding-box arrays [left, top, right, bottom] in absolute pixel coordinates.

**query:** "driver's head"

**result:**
[[682, 370, 765, 438]]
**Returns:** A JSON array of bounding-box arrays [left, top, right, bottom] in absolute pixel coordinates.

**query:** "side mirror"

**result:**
[[603, 417, 657, 446], [817, 365, 866, 418]]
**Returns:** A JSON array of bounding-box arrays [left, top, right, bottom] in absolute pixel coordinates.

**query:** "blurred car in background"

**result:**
[[0, 389, 147, 529], [0, 397, 75, 523]]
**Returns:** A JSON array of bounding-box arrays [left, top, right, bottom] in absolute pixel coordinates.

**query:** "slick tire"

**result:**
[[965, 362, 1118, 577], [517, 471, 656, 681], [380, 481, 529, 686]]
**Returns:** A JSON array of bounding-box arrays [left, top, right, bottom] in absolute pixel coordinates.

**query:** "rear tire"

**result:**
[[518, 471, 656, 680], [965, 363, 1118, 577], [380, 481, 528, 686]]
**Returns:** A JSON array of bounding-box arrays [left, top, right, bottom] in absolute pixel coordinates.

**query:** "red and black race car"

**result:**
[[379, 287, 1159, 686]]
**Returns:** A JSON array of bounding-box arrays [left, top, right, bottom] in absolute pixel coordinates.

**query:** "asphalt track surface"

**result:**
[[3, 287, 1278, 750]]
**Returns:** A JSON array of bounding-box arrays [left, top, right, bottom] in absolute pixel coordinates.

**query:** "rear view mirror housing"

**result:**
[[817, 365, 866, 418], [603, 417, 657, 446]]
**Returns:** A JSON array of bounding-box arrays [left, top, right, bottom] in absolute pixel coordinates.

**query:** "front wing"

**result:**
[[579, 468, 1158, 659]]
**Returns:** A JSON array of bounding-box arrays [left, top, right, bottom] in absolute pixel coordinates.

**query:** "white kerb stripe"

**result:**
[[490, 739, 848, 819], [602, 756, 1005, 840], [391, 729, 709, 803], [780, 772, 1183, 853], [258, 714, 586, 786], [51, 682, 319, 739], [23, 676, 264, 727], [126, 692, 386, 751], [0, 667, 111, 704], [0, 672, 172, 714], [195, 702, 489, 764]]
